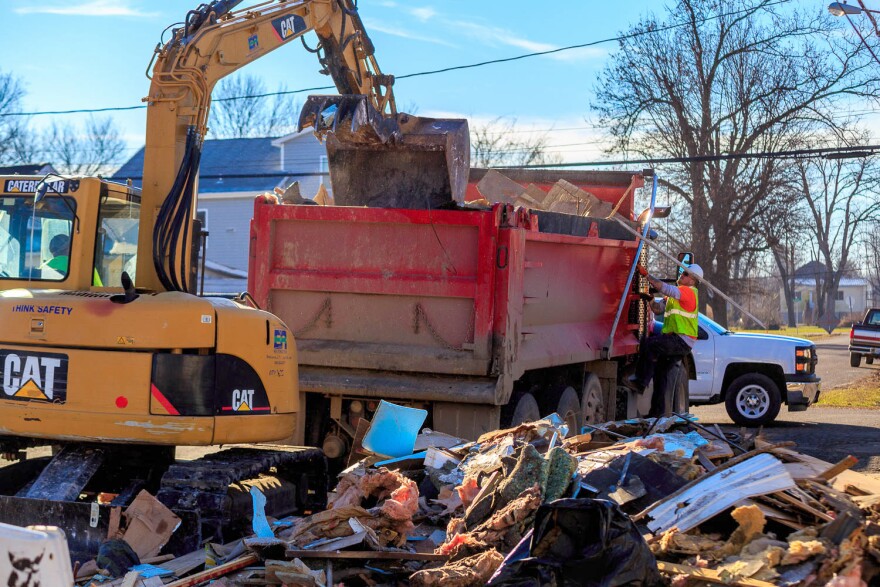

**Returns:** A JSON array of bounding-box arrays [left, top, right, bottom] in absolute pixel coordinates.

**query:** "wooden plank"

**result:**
[[158, 548, 207, 577], [658, 561, 777, 587], [284, 550, 447, 561], [772, 448, 880, 495], [817, 455, 858, 481], [772, 491, 834, 522], [164, 554, 259, 587]]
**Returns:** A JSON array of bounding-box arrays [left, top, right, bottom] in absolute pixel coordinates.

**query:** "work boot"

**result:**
[[622, 375, 646, 394]]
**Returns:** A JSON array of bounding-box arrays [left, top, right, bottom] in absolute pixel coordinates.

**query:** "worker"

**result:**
[[44, 234, 71, 274], [624, 262, 703, 412], [43, 233, 103, 286]]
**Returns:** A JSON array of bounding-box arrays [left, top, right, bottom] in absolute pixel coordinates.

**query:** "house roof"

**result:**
[[793, 277, 868, 287], [112, 136, 300, 194], [0, 163, 57, 176]]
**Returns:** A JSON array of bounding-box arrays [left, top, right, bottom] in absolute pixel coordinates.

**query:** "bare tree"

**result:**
[[593, 0, 880, 326], [43, 116, 126, 176], [861, 221, 880, 309], [471, 118, 563, 168], [0, 70, 31, 165], [794, 142, 880, 332], [209, 74, 298, 138]]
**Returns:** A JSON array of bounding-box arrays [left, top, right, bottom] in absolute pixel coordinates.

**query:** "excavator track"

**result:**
[[156, 446, 327, 550]]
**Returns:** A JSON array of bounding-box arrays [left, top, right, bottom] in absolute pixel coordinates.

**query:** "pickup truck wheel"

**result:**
[[851, 353, 861, 368], [725, 374, 781, 427], [867, 356, 874, 365]]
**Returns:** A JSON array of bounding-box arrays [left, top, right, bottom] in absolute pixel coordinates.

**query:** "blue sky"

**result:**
[[0, 0, 664, 164], [1, 0, 876, 166]]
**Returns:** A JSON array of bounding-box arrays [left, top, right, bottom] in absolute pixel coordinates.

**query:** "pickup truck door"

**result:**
[[689, 325, 715, 400]]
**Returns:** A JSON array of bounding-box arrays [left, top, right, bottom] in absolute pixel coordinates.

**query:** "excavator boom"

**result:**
[[138, 0, 469, 292]]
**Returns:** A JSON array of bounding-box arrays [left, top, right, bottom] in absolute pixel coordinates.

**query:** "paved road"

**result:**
[[692, 333, 880, 474]]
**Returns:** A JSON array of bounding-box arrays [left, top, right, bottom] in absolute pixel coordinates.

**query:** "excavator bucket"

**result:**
[[299, 95, 470, 209]]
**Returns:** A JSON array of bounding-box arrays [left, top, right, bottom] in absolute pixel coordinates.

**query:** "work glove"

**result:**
[[637, 265, 649, 278]]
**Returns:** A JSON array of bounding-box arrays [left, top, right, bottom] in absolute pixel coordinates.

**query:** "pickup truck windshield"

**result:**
[[867, 310, 880, 326], [700, 314, 731, 335]]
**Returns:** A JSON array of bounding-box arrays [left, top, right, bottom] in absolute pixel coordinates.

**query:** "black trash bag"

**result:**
[[96, 538, 140, 578], [487, 498, 662, 587]]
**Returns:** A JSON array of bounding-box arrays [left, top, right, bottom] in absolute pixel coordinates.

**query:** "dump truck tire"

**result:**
[[725, 373, 781, 427], [505, 392, 541, 427], [554, 386, 583, 437], [851, 353, 861, 368], [581, 374, 605, 426]]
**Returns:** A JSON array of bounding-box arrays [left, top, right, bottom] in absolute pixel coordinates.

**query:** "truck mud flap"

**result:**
[[0, 496, 200, 564]]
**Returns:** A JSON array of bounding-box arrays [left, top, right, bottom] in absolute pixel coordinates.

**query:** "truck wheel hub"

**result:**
[[736, 385, 769, 418]]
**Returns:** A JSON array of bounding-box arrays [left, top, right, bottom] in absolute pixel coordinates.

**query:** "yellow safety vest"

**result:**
[[662, 286, 698, 338]]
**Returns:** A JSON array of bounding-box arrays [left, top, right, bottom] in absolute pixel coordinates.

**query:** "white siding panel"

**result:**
[[199, 198, 253, 272]]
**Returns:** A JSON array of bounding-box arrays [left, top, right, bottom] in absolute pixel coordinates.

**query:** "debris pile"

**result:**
[[470, 168, 632, 219], [24, 406, 880, 585]]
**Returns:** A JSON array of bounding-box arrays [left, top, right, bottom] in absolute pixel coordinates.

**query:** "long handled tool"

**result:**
[[611, 217, 767, 330]]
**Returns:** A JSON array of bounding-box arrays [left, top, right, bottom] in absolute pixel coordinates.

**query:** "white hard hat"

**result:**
[[685, 264, 703, 281]]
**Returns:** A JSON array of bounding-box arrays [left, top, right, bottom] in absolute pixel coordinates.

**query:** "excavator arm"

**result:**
[[137, 0, 468, 293]]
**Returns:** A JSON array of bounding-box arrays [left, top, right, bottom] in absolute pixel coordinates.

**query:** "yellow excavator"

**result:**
[[0, 0, 468, 560]]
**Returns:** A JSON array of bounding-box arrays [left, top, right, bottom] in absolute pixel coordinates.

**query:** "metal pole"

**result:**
[[611, 216, 768, 330]]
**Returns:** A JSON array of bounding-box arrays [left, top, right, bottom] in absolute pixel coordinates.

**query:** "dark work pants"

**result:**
[[635, 333, 692, 415]]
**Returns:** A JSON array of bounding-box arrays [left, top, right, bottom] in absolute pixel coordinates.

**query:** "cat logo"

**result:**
[[0, 350, 68, 403], [232, 388, 255, 412], [270, 14, 306, 42]]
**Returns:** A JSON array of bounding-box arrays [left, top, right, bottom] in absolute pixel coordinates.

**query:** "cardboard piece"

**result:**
[[122, 490, 182, 559], [475, 169, 525, 204]]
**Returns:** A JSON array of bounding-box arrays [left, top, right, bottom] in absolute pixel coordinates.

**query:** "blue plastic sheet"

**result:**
[[362, 400, 427, 458]]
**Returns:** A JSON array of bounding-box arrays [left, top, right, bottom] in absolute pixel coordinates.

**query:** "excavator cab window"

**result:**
[[0, 195, 76, 281], [94, 193, 140, 288]]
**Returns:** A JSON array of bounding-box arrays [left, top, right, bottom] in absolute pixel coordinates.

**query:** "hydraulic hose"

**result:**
[[153, 126, 202, 292]]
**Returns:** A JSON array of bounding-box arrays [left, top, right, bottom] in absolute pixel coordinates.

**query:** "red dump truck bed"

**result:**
[[248, 169, 651, 444]]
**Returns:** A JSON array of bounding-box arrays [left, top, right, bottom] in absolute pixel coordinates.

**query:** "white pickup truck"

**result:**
[[656, 314, 821, 426]]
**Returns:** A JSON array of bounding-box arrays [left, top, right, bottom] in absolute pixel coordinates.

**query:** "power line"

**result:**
[[0, 0, 793, 119], [503, 144, 880, 168]]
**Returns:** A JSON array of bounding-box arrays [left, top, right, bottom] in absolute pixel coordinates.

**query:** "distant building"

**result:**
[[113, 132, 329, 293], [779, 261, 871, 323]]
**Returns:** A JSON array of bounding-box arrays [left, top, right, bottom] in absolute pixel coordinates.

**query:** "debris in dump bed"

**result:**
[[474, 169, 631, 219], [61, 404, 880, 585]]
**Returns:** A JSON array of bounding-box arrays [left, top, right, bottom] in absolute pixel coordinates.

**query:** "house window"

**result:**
[[836, 290, 844, 301]]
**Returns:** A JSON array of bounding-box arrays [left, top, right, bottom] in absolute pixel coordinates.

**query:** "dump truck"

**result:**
[[0, 0, 468, 561], [248, 168, 689, 460]]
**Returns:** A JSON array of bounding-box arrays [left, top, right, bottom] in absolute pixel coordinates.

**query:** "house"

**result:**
[[779, 261, 872, 323], [112, 131, 329, 293], [0, 163, 58, 176]]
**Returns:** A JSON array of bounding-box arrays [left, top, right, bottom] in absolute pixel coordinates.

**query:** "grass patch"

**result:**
[[731, 325, 849, 339], [819, 371, 880, 408]]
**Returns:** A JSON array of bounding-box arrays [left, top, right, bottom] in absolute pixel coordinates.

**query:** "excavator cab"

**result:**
[[299, 95, 470, 209], [0, 176, 137, 291]]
